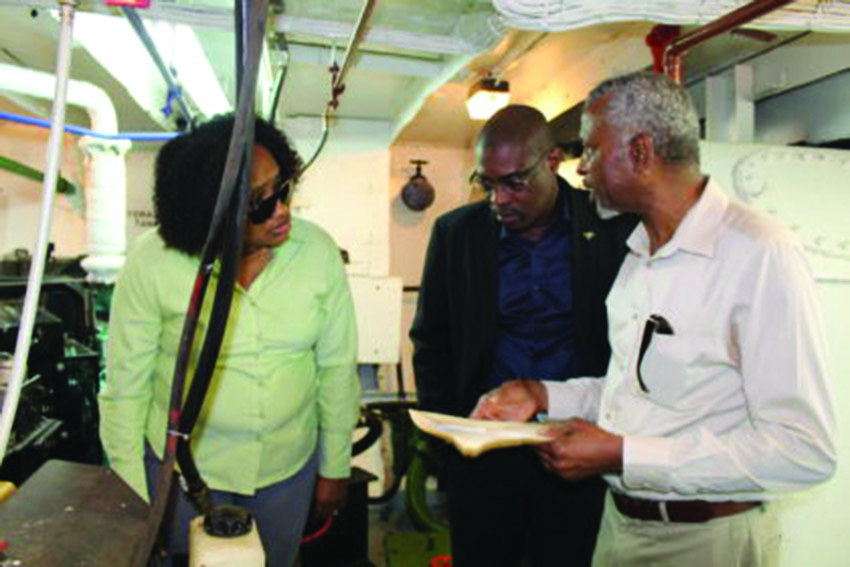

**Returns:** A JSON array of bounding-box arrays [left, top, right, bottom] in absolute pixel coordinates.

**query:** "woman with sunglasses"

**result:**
[[99, 114, 359, 566]]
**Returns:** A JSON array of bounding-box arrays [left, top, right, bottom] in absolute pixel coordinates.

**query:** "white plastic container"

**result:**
[[188, 515, 265, 567]]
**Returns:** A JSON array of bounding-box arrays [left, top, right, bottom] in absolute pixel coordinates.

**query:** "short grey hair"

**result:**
[[586, 71, 700, 166]]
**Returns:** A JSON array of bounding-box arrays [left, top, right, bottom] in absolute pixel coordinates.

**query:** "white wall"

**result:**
[[757, 70, 850, 146], [0, 123, 161, 263], [286, 116, 393, 277], [125, 146, 159, 245], [0, 123, 86, 258], [389, 142, 476, 392]]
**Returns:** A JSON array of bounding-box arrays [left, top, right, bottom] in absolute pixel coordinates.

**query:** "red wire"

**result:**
[[300, 517, 333, 544]]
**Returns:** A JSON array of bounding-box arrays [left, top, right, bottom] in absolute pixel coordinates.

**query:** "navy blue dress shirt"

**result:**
[[491, 196, 579, 385]]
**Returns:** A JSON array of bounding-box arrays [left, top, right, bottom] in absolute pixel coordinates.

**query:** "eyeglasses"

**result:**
[[469, 152, 548, 195], [636, 314, 674, 393], [247, 177, 293, 225]]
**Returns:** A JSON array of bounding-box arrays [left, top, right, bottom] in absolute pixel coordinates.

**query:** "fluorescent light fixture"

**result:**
[[147, 21, 231, 117], [466, 77, 510, 120], [70, 12, 231, 126], [69, 12, 167, 127]]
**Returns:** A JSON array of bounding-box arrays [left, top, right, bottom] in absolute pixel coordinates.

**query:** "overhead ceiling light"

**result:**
[[466, 77, 510, 121]]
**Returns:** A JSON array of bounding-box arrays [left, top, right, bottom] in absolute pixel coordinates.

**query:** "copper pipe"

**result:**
[[663, 0, 795, 82]]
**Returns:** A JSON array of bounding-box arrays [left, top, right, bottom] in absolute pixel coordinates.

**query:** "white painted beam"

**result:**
[[706, 64, 754, 143]]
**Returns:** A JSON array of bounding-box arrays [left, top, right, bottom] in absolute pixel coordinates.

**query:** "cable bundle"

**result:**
[[493, 0, 850, 32]]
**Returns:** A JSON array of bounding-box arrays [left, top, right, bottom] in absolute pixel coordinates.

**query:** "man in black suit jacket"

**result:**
[[410, 105, 635, 566]]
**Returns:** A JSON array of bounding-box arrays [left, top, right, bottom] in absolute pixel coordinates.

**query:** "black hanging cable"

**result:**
[[269, 51, 289, 123], [172, 0, 266, 515], [300, 60, 338, 174], [235, 0, 244, 96], [301, 104, 331, 174], [175, 142, 256, 515], [130, 0, 268, 564], [171, 0, 266, 516]]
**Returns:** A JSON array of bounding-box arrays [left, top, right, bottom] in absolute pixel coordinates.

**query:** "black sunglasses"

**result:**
[[247, 177, 293, 225]]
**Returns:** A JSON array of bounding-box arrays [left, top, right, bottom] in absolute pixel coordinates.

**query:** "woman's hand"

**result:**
[[470, 380, 548, 421], [311, 475, 349, 522]]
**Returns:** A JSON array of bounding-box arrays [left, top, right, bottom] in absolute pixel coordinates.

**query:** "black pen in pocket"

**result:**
[[636, 314, 674, 393]]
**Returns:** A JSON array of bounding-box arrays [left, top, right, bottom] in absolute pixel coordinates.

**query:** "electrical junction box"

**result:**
[[348, 275, 403, 364]]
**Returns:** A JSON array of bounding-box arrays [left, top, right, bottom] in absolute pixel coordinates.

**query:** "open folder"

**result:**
[[409, 409, 551, 457]]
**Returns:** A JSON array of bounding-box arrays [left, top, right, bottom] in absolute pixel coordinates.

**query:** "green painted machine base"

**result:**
[[384, 531, 451, 567]]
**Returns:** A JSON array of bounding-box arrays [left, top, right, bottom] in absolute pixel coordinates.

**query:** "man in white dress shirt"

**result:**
[[471, 71, 837, 567]]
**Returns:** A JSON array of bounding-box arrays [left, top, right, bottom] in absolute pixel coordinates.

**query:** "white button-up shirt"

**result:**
[[545, 180, 837, 501]]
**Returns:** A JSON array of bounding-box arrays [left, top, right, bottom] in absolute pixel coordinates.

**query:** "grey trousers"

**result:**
[[144, 443, 318, 567], [592, 491, 780, 567]]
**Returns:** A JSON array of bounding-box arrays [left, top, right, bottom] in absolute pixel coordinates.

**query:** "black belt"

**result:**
[[611, 492, 761, 523]]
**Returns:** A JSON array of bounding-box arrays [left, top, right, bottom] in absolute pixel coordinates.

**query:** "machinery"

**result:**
[[0, 270, 104, 486]]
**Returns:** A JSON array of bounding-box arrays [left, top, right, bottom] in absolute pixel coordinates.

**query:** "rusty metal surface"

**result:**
[[0, 460, 149, 566]]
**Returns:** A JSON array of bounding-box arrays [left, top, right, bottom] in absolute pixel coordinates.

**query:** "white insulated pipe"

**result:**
[[78, 136, 130, 282], [0, 63, 117, 134], [0, 0, 77, 465], [0, 59, 129, 283]]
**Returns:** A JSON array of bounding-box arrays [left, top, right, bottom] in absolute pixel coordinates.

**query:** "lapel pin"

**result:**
[[583, 231, 596, 241]]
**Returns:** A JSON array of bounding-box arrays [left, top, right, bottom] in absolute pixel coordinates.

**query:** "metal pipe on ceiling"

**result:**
[[663, 0, 796, 83], [122, 5, 194, 125], [333, 0, 378, 99], [300, 0, 377, 175]]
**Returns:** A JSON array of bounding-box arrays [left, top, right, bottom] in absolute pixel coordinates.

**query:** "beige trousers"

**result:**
[[592, 492, 780, 567]]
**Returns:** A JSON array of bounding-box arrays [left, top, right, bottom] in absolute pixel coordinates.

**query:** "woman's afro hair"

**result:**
[[153, 113, 303, 256]]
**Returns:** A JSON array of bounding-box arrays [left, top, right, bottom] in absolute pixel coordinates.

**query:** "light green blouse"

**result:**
[[99, 219, 359, 499]]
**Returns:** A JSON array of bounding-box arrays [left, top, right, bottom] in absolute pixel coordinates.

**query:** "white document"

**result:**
[[409, 409, 551, 457]]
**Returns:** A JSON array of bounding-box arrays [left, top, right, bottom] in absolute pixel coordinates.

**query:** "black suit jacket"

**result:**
[[410, 177, 637, 417]]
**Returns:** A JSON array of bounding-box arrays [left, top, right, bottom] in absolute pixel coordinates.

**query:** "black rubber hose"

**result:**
[[235, 0, 244, 96], [130, 0, 267, 563], [269, 56, 289, 124], [352, 412, 383, 457], [175, 151, 252, 515], [174, 0, 263, 516], [300, 106, 330, 175], [404, 434, 449, 533]]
